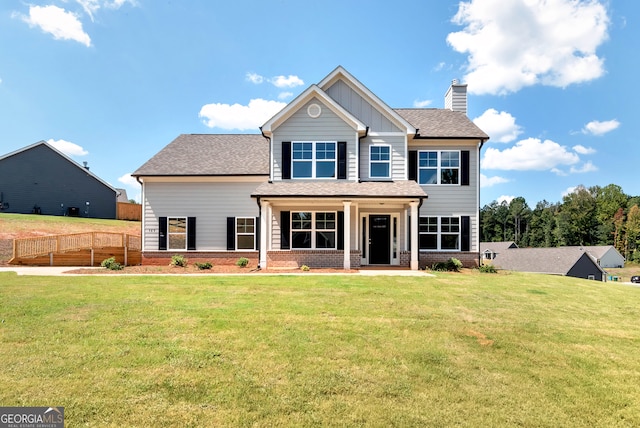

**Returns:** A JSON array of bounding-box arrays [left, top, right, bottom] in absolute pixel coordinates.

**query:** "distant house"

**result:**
[[0, 141, 118, 219], [567, 246, 625, 269], [491, 247, 605, 281], [480, 241, 518, 261]]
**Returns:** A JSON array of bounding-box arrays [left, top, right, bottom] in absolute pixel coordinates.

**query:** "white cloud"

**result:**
[[271, 75, 304, 88], [278, 91, 294, 100], [199, 98, 286, 130], [246, 72, 264, 84], [482, 137, 579, 171], [447, 0, 609, 95], [117, 173, 139, 188], [20, 5, 91, 47], [48, 139, 88, 156], [582, 119, 620, 135], [473, 108, 522, 143], [480, 173, 509, 188], [573, 145, 596, 155], [497, 195, 515, 205], [413, 99, 432, 108], [562, 186, 578, 197], [570, 161, 598, 174]]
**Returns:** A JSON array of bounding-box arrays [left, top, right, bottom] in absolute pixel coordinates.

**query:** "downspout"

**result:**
[[255, 196, 262, 269], [260, 127, 273, 182], [357, 126, 369, 182]]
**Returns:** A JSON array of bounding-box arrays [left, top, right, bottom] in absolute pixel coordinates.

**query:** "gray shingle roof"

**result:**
[[395, 109, 489, 139], [491, 247, 603, 275], [480, 241, 518, 254], [252, 180, 427, 198], [132, 134, 270, 176]]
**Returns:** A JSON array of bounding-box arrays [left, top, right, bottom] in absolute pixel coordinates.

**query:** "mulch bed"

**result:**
[[66, 265, 358, 275]]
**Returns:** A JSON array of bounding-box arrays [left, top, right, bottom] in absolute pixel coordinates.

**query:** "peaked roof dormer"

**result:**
[[260, 84, 367, 136], [318, 66, 417, 136]]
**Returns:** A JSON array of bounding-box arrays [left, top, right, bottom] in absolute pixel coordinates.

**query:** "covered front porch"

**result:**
[[251, 181, 427, 270]]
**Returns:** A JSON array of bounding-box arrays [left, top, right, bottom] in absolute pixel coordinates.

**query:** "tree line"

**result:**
[[480, 184, 640, 263]]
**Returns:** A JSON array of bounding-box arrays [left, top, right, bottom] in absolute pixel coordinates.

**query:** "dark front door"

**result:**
[[369, 215, 390, 264]]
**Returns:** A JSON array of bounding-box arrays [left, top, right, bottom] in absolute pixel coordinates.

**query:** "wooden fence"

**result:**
[[10, 232, 141, 266], [117, 202, 142, 221]]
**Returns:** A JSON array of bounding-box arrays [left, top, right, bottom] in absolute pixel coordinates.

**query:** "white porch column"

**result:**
[[260, 201, 270, 269], [343, 201, 351, 270], [410, 201, 419, 270]]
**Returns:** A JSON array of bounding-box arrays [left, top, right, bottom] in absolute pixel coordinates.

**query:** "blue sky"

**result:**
[[0, 0, 636, 207]]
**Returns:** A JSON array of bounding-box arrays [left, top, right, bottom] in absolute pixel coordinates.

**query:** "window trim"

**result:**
[[167, 216, 187, 251], [418, 150, 461, 185], [290, 211, 337, 249], [369, 144, 391, 179], [418, 216, 461, 251], [235, 217, 256, 251], [292, 141, 337, 179]]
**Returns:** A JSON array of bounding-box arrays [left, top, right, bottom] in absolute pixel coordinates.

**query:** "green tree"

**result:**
[[556, 185, 598, 246]]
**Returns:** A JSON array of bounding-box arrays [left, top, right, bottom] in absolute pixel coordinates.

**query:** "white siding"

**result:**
[[359, 135, 406, 181], [272, 99, 358, 181], [142, 181, 263, 251], [325, 80, 401, 133]]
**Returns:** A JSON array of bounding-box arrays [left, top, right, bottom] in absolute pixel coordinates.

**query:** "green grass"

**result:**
[[1, 271, 639, 427]]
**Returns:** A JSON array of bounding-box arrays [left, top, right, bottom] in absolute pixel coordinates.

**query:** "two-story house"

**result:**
[[132, 66, 488, 270]]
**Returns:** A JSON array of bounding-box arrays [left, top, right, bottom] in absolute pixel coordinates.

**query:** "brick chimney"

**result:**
[[444, 79, 468, 115]]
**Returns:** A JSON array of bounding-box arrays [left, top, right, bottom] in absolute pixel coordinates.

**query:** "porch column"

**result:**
[[410, 201, 419, 270], [343, 201, 351, 270], [260, 201, 270, 269]]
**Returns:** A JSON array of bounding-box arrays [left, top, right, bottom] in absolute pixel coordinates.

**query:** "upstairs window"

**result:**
[[419, 151, 460, 185], [292, 141, 336, 178], [370, 145, 391, 178]]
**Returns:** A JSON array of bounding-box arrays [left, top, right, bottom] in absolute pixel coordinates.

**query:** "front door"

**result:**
[[369, 215, 390, 264]]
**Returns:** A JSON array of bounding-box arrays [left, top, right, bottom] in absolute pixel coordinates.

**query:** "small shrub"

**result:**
[[170, 254, 188, 267], [431, 262, 448, 272], [479, 264, 498, 273], [431, 258, 463, 272], [236, 257, 249, 268], [195, 261, 212, 270], [100, 257, 123, 271], [300, 265, 310, 271]]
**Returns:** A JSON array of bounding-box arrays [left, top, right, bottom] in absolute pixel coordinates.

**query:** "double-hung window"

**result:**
[[291, 211, 336, 249], [292, 141, 336, 178], [419, 216, 460, 250], [419, 151, 460, 185], [236, 217, 255, 250], [370, 145, 390, 178], [168, 217, 187, 250]]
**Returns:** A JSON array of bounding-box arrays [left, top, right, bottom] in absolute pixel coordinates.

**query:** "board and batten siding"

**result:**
[[359, 135, 406, 181], [272, 99, 359, 181], [142, 180, 263, 251], [325, 79, 402, 133]]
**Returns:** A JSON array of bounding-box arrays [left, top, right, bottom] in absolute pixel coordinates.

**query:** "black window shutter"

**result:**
[[337, 211, 344, 250], [227, 217, 235, 250], [461, 216, 470, 251], [187, 217, 196, 250], [158, 217, 167, 250], [280, 211, 290, 250], [282, 141, 291, 179], [461, 150, 470, 186], [255, 216, 260, 251], [337, 141, 347, 179], [408, 150, 417, 181]]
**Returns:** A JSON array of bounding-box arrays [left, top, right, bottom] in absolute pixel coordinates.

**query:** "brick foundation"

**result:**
[[419, 251, 479, 269], [267, 250, 362, 269], [142, 251, 259, 267]]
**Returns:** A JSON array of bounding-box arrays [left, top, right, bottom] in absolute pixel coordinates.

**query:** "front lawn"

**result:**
[[1, 271, 639, 427]]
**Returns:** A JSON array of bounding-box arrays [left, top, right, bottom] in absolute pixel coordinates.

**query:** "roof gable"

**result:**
[[492, 247, 604, 276], [319, 66, 416, 135], [0, 141, 116, 193], [261, 84, 367, 135]]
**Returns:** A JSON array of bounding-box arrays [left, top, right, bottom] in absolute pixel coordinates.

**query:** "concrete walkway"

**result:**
[[0, 266, 431, 277]]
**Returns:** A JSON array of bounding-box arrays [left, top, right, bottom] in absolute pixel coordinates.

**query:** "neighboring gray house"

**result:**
[[480, 241, 518, 261], [0, 141, 118, 219], [567, 246, 625, 268], [133, 66, 489, 270], [491, 247, 606, 281]]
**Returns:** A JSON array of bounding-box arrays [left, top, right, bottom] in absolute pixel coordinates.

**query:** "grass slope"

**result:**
[[1, 271, 639, 427]]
